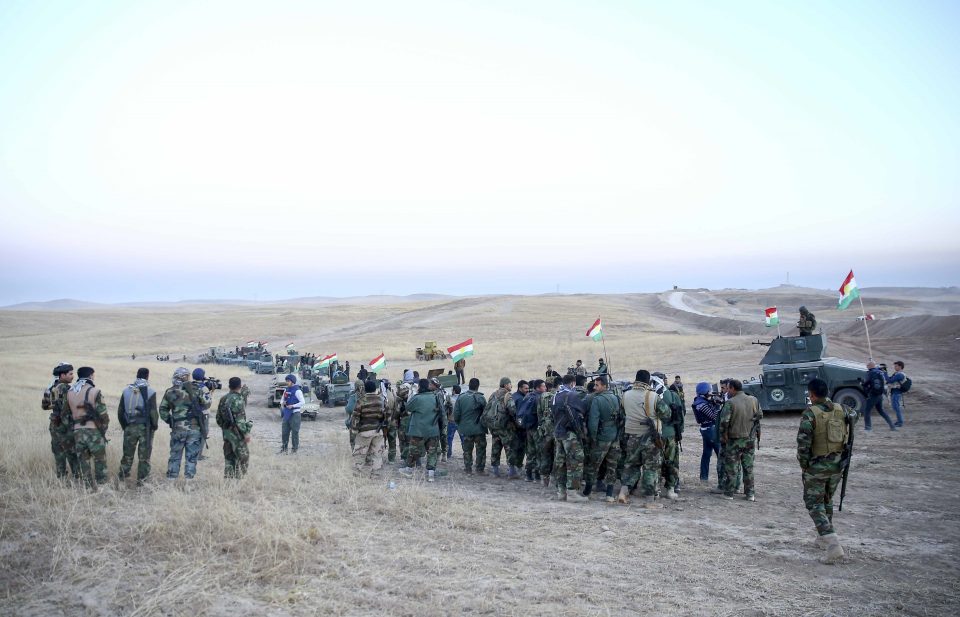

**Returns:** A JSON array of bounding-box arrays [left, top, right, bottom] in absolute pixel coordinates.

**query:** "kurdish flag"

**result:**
[[369, 353, 386, 373], [245, 340, 256, 346], [315, 353, 337, 368], [586, 318, 603, 341], [838, 270, 860, 310], [764, 307, 780, 327], [447, 339, 474, 362], [286, 342, 295, 350]]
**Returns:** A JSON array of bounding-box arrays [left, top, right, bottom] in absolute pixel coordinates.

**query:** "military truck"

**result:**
[[416, 341, 447, 361], [426, 368, 459, 389], [312, 361, 352, 407], [742, 333, 868, 413]]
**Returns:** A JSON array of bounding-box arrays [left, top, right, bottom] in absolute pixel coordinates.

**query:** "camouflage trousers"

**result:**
[[586, 439, 621, 486], [524, 429, 540, 474], [538, 432, 555, 477], [723, 438, 756, 497], [405, 436, 440, 471], [353, 429, 385, 476], [660, 437, 680, 490], [398, 417, 411, 462], [615, 434, 629, 482], [49, 421, 79, 480], [621, 432, 661, 497], [718, 444, 742, 491], [222, 428, 249, 478], [118, 424, 154, 483], [802, 462, 843, 536], [461, 434, 487, 472], [167, 427, 203, 479], [384, 423, 398, 462], [553, 432, 585, 491], [74, 428, 107, 489], [491, 428, 522, 468]]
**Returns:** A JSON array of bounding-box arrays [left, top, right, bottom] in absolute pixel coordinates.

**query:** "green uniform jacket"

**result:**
[[216, 391, 246, 432], [453, 390, 487, 436], [405, 392, 444, 439], [797, 398, 858, 471], [587, 391, 619, 443], [660, 388, 684, 440]]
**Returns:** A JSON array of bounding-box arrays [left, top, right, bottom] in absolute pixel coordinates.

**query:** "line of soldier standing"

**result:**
[[41, 363, 254, 490]]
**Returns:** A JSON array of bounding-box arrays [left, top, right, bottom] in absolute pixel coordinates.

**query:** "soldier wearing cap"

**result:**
[[159, 367, 208, 481], [42, 362, 80, 480], [67, 366, 109, 489]]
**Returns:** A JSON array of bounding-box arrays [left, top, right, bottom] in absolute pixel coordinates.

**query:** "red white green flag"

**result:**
[[245, 340, 256, 346], [838, 270, 860, 310], [447, 339, 474, 362], [369, 353, 386, 373], [764, 307, 779, 327], [286, 342, 295, 350], [315, 353, 337, 368], [586, 318, 603, 341]]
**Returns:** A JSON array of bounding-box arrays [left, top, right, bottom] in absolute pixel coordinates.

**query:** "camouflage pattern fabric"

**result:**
[[74, 428, 107, 489], [118, 424, 154, 483], [660, 437, 680, 490], [718, 443, 742, 491], [223, 429, 249, 478], [524, 429, 539, 475], [461, 434, 487, 472], [723, 437, 756, 497], [621, 433, 661, 496], [490, 431, 508, 467], [167, 427, 203, 479], [405, 436, 440, 471], [385, 423, 398, 463], [398, 415, 411, 462], [45, 382, 80, 479], [797, 399, 857, 536], [615, 433, 628, 482], [586, 439, 621, 486], [553, 432, 584, 491], [352, 429, 384, 476]]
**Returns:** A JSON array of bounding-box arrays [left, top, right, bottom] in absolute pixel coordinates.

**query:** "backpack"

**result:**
[[899, 375, 912, 393], [480, 392, 507, 431], [122, 385, 149, 424], [868, 372, 886, 396], [517, 394, 538, 431]]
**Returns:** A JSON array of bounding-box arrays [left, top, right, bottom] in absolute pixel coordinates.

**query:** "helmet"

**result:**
[[192, 367, 206, 381], [696, 382, 711, 396], [799, 306, 808, 313], [173, 367, 190, 382]]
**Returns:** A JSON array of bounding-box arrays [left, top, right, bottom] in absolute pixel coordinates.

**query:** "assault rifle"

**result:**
[[556, 392, 587, 444], [81, 388, 109, 443], [185, 383, 210, 450], [750, 413, 762, 450], [838, 411, 856, 511]]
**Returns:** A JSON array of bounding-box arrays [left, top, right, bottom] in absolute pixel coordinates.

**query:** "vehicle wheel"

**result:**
[[833, 388, 866, 413]]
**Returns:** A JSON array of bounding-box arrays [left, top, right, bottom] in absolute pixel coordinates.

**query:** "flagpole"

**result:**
[[598, 314, 610, 375], [858, 295, 874, 360]]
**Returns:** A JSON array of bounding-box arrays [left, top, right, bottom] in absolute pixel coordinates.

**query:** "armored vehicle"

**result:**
[[416, 341, 447, 361], [267, 377, 319, 418], [426, 368, 459, 389], [742, 334, 868, 412]]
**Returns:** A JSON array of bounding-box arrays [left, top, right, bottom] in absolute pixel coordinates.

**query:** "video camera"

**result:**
[[204, 377, 222, 391]]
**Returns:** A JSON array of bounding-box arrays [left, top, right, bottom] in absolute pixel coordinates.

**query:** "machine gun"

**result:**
[[751, 340, 772, 347]]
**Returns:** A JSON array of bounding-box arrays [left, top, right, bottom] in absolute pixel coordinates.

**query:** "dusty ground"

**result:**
[[1, 289, 958, 616]]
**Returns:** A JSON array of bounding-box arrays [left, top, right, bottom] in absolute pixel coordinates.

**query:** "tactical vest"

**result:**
[[811, 401, 848, 457], [67, 384, 99, 427], [355, 392, 385, 431], [623, 386, 659, 435]]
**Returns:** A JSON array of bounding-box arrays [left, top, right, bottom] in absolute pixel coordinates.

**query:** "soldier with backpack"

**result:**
[[41, 362, 80, 481], [862, 362, 896, 432], [552, 374, 589, 502], [67, 366, 110, 490], [453, 378, 487, 475], [654, 371, 685, 499], [484, 377, 518, 478], [886, 361, 910, 427], [618, 370, 671, 506], [584, 376, 621, 502], [117, 368, 158, 486]]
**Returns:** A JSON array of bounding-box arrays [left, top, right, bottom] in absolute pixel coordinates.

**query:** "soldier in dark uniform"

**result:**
[[797, 306, 817, 336]]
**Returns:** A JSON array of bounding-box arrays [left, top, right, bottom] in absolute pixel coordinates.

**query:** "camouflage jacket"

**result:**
[[216, 391, 246, 431], [43, 381, 71, 427], [537, 391, 556, 436], [660, 388, 685, 440], [160, 383, 209, 428], [66, 383, 108, 430], [587, 391, 620, 443], [797, 398, 858, 472]]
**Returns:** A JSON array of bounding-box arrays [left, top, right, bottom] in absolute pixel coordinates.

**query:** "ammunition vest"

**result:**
[[67, 384, 99, 427], [811, 400, 848, 457], [623, 386, 659, 435], [355, 392, 385, 432], [724, 392, 759, 439]]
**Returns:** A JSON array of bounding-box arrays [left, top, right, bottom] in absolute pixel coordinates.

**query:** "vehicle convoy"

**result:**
[[311, 360, 352, 407], [415, 341, 447, 361], [743, 333, 868, 412]]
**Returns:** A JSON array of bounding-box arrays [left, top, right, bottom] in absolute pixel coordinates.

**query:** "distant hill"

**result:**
[[1, 299, 108, 311], [2, 294, 455, 310]]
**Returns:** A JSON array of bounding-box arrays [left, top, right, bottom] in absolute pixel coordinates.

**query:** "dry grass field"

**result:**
[[1, 289, 959, 616]]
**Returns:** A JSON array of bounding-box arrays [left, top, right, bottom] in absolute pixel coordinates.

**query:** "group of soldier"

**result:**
[[42, 363, 254, 490]]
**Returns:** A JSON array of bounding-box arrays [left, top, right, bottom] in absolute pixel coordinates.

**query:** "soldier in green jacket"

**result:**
[[216, 377, 251, 478], [718, 379, 762, 501], [66, 367, 109, 490], [798, 378, 858, 564], [42, 363, 80, 480], [584, 376, 621, 502], [537, 380, 558, 486], [399, 379, 446, 482], [654, 372, 685, 499], [453, 378, 487, 474], [159, 367, 210, 481]]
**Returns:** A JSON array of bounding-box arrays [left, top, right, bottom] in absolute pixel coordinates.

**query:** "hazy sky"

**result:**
[[1, 0, 958, 304]]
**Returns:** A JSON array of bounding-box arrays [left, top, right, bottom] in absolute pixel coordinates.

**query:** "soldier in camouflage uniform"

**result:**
[[797, 306, 817, 336], [798, 378, 858, 563], [537, 379, 558, 486], [584, 376, 621, 502], [381, 382, 399, 463], [117, 368, 159, 485], [400, 379, 445, 481], [653, 372, 684, 499], [453, 378, 487, 474], [522, 380, 546, 482], [66, 367, 109, 490], [352, 379, 386, 477], [551, 374, 588, 502], [489, 377, 518, 478], [618, 370, 671, 506], [217, 377, 251, 478], [42, 363, 80, 480], [394, 383, 413, 463], [718, 379, 762, 501], [159, 367, 210, 480]]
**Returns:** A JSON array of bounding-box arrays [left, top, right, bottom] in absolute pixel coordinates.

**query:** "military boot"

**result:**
[[815, 535, 829, 550], [525, 469, 534, 482], [428, 470, 435, 483], [596, 480, 606, 493], [542, 474, 551, 487], [398, 466, 414, 477], [822, 534, 844, 564], [582, 482, 593, 497], [534, 471, 541, 482], [617, 486, 630, 504], [641, 495, 664, 509], [605, 485, 616, 503], [664, 488, 678, 500], [567, 482, 588, 502], [491, 465, 502, 478], [555, 488, 567, 501], [507, 466, 519, 480]]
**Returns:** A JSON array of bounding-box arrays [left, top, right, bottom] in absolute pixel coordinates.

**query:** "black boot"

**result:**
[[525, 469, 534, 482], [596, 480, 606, 493], [605, 484, 615, 502], [583, 482, 593, 497]]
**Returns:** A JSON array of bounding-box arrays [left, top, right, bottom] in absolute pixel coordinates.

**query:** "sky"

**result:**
[[0, 0, 958, 304]]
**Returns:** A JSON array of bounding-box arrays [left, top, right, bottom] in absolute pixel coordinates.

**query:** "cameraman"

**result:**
[[692, 382, 722, 486]]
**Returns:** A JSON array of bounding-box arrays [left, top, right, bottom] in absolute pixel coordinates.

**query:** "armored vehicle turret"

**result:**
[[742, 333, 868, 412]]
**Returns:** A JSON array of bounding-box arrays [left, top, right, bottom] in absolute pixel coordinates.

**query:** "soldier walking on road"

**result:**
[[217, 377, 251, 478], [718, 379, 762, 501], [798, 378, 858, 563], [117, 368, 158, 486], [42, 362, 80, 480], [67, 367, 109, 490]]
